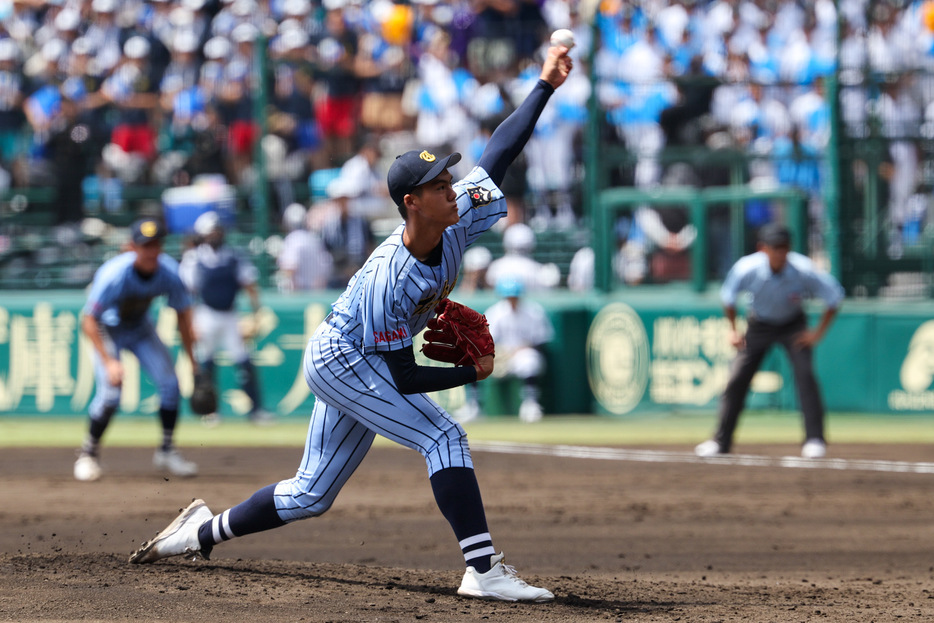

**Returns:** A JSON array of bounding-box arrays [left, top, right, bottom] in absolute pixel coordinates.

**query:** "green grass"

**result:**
[[3, 411, 934, 448]]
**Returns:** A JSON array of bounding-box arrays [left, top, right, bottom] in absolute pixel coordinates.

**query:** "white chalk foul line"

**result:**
[[470, 441, 934, 474]]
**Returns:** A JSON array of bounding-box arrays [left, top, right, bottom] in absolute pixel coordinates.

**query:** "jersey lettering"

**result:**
[[412, 280, 457, 316], [373, 327, 409, 344]]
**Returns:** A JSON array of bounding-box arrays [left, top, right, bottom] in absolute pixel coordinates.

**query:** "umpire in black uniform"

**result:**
[[695, 224, 844, 459]]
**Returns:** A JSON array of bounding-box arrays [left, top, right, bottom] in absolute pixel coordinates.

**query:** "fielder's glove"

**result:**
[[421, 299, 495, 366], [190, 370, 218, 416], [239, 314, 259, 340]]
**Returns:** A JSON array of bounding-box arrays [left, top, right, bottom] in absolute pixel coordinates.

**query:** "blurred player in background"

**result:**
[[130, 41, 574, 604], [319, 176, 376, 289], [695, 223, 844, 460], [457, 245, 492, 295], [458, 277, 555, 423], [74, 218, 199, 482], [180, 211, 273, 426], [276, 202, 333, 292], [485, 223, 560, 292]]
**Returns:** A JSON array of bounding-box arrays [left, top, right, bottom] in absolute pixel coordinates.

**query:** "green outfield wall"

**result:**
[[0, 290, 931, 418]]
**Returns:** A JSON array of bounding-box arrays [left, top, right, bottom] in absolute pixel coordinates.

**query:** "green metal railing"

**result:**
[[593, 186, 807, 292]]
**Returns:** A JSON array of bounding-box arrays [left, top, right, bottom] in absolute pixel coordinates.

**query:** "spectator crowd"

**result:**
[[0, 0, 589, 229], [1, 0, 932, 290], [593, 0, 934, 272]]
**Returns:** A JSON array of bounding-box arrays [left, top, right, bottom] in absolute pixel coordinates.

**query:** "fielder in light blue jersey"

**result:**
[[131, 43, 575, 603], [74, 218, 200, 482]]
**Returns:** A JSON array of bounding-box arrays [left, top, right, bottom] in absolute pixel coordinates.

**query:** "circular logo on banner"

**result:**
[[586, 302, 650, 415]]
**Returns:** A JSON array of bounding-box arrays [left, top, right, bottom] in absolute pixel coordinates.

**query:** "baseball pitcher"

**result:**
[[130, 42, 574, 603]]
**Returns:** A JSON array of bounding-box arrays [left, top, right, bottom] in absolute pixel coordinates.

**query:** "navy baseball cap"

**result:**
[[758, 223, 791, 247], [131, 218, 167, 245], [387, 149, 461, 207]]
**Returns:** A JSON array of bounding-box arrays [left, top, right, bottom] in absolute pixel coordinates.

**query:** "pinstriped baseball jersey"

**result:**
[[326, 166, 505, 354], [275, 166, 505, 509], [179, 75, 568, 578]]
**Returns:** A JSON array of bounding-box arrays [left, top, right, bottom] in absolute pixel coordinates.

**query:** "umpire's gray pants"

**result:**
[[713, 314, 825, 452]]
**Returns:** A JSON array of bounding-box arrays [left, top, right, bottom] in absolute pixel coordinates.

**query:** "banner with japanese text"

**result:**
[[0, 292, 929, 417]]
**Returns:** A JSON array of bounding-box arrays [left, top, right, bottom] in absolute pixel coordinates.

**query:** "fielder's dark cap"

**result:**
[[758, 223, 791, 247], [387, 149, 461, 207], [131, 218, 167, 245]]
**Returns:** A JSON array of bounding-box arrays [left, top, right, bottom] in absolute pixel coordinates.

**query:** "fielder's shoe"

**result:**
[[153, 448, 198, 477], [801, 438, 827, 459], [518, 399, 543, 423], [694, 439, 726, 457], [200, 412, 221, 428], [457, 553, 554, 602], [454, 400, 480, 424], [74, 452, 102, 482], [248, 409, 276, 426], [129, 499, 213, 564]]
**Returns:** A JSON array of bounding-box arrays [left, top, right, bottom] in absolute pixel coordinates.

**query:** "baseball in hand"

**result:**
[[550, 28, 575, 50]]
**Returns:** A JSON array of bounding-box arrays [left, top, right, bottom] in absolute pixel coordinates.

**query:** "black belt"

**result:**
[[749, 312, 805, 329]]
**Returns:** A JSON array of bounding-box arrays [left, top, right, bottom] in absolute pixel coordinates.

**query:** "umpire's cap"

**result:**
[[758, 223, 791, 247], [131, 218, 167, 245], [387, 149, 461, 207]]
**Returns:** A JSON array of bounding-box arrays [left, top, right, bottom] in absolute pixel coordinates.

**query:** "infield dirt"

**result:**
[[2, 443, 933, 622]]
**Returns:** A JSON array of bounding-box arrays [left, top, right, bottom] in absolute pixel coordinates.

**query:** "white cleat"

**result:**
[[457, 553, 554, 602], [518, 399, 543, 423], [453, 401, 480, 424], [153, 448, 198, 477], [694, 440, 725, 457], [248, 409, 277, 426], [74, 453, 102, 482], [129, 499, 214, 564], [801, 438, 827, 459]]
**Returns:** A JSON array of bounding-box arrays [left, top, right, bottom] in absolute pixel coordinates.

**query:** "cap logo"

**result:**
[[419, 150, 436, 163], [140, 221, 158, 238]]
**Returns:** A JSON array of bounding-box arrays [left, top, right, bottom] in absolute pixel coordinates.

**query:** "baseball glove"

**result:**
[[421, 299, 495, 366], [190, 370, 218, 416]]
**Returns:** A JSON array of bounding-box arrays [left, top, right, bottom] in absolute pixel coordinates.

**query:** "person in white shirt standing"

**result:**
[[484, 223, 560, 292], [277, 202, 333, 292]]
